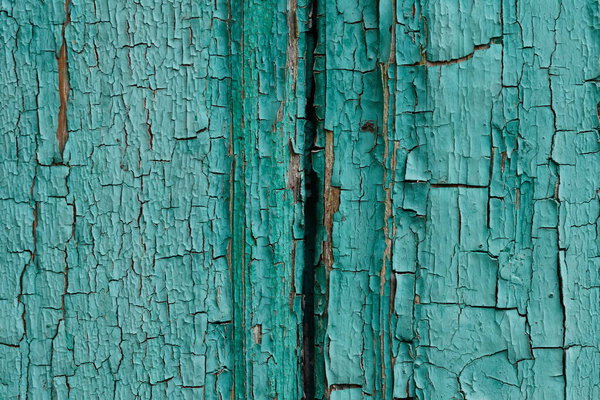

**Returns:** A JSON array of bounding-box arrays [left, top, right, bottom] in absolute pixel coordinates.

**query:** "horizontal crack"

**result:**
[[402, 37, 503, 67]]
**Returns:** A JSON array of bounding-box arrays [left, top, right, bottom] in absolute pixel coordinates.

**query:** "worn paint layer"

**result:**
[[0, 0, 598, 399], [308, 0, 599, 399]]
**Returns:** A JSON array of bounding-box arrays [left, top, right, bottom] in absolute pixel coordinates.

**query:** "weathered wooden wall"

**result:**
[[0, 0, 598, 399]]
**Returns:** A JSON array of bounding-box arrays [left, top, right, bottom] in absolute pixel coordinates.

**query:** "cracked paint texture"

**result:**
[[0, 0, 598, 399], [309, 0, 599, 399]]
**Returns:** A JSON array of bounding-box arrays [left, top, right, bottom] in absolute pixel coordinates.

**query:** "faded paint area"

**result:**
[[0, 0, 598, 400], [1, 0, 233, 397]]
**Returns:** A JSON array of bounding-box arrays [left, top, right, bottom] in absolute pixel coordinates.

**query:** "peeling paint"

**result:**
[[0, 0, 597, 399], [56, 0, 71, 157]]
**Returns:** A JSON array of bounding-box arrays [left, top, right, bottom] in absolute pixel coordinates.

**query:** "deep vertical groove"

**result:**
[[301, 1, 319, 398]]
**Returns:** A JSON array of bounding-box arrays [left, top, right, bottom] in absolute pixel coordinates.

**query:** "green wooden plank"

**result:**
[[2, 0, 236, 397], [230, 0, 312, 398], [313, 0, 598, 399], [0, 0, 598, 399]]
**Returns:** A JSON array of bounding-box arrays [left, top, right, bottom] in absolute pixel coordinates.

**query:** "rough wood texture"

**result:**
[[0, 0, 598, 399]]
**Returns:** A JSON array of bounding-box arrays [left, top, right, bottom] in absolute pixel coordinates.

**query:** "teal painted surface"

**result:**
[[0, 0, 598, 399], [229, 0, 312, 398], [310, 0, 599, 399], [1, 0, 234, 397]]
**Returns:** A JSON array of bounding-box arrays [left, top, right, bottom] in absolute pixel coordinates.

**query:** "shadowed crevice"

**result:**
[[301, 0, 319, 397]]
